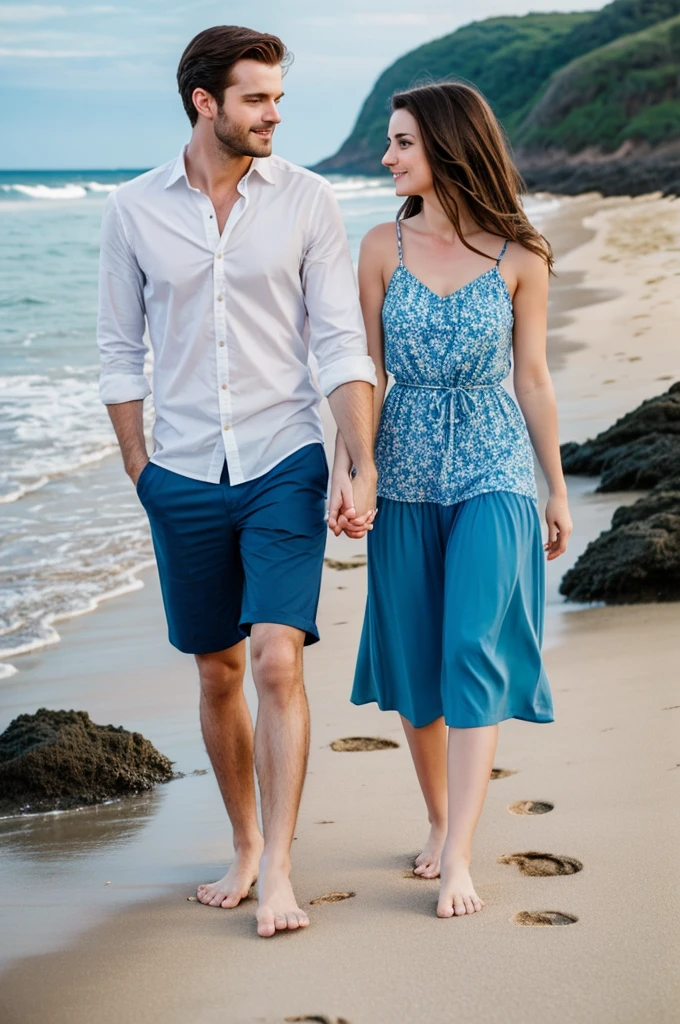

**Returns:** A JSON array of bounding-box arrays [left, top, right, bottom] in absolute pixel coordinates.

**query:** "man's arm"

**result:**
[[107, 400, 148, 486], [97, 192, 151, 485], [301, 180, 377, 522]]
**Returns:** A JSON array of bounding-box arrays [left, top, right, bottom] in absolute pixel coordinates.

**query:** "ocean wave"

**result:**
[[0, 370, 138, 503], [0, 465, 157, 667], [0, 181, 121, 201]]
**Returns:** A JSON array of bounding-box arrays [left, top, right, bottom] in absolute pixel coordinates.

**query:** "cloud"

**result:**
[[0, 46, 119, 57], [0, 5, 68, 20], [298, 13, 454, 28], [0, 3, 130, 20]]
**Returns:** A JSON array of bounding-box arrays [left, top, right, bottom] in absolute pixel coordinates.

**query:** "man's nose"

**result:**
[[265, 103, 282, 124]]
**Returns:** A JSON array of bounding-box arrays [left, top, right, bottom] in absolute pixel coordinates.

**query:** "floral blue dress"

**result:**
[[351, 219, 554, 729]]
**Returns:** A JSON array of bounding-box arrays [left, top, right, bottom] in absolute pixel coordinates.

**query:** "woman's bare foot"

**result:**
[[256, 856, 310, 938], [437, 855, 484, 917], [197, 839, 263, 909], [414, 823, 447, 878]]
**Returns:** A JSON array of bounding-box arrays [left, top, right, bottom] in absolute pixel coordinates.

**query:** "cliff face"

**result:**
[[312, 0, 680, 194]]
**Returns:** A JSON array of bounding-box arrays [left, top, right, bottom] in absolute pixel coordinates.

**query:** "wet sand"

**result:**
[[1, 195, 679, 1023]]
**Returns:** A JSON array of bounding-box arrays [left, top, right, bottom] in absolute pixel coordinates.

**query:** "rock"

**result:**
[[560, 383, 680, 489], [612, 488, 680, 528], [559, 509, 680, 604], [0, 709, 175, 816], [599, 434, 680, 491]]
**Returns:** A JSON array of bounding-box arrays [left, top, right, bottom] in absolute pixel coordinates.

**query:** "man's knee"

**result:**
[[250, 625, 304, 699], [196, 643, 246, 702]]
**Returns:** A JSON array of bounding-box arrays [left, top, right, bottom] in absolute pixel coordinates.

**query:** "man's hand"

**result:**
[[330, 467, 377, 539], [328, 466, 356, 537], [127, 457, 150, 488]]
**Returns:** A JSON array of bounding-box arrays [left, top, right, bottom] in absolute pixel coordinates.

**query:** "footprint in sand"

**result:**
[[310, 892, 355, 904], [507, 801, 554, 815], [490, 767, 518, 780], [324, 556, 367, 570], [512, 910, 578, 926], [498, 852, 583, 876], [330, 737, 399, 751], [285, 1017, 351, 1024]]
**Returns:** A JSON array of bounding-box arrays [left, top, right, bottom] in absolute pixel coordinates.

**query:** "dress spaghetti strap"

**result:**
[[496, 239, 509, 265], [396, 218, 404, 267]]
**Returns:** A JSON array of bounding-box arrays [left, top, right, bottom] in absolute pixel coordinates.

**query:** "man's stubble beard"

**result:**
[[213, 112, 274, 158]]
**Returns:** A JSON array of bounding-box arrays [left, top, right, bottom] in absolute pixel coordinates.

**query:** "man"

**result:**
[[97, 25, 376, 938]]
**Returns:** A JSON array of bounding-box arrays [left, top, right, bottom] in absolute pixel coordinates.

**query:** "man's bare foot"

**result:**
[[414, 823, 447, 879], [256, 857, 310, 938], [197, 840, 263, 909], [437, 855, 484, 917]]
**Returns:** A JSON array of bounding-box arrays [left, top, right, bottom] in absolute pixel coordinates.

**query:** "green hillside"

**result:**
[[515, 14, 680, 152], [314, 0, 680, 175]]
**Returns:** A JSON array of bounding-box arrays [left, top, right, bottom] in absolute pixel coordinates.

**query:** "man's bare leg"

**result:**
[[400, 716, 448, 878], [437, 724, 498, 918], [250, 623, 310, 938], [195, 642, 264, 908]]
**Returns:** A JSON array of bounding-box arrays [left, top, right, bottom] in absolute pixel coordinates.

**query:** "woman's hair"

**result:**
[[392, 82, 553, 270], [177, 25, 291, 127]]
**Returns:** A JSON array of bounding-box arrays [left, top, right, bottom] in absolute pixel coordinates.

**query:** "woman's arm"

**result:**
[[511, 248, 572, 560], [329, 226, 390, 538]]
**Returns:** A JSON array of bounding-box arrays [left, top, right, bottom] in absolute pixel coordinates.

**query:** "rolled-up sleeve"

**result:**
[[301, 181, 377, 397], [97, 192, 151, 405]]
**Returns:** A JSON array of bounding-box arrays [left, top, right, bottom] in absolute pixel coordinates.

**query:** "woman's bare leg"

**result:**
[[437, 724, 498, 917], [400, 715, 448, 878]]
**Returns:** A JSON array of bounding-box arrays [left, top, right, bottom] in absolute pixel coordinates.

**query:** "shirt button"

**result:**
[[216, 253, 222, 259], [217, 295, 223, 302], [219, 341, 225, 347], [221, 384, 227, 390], [224, 425, 231, 431]]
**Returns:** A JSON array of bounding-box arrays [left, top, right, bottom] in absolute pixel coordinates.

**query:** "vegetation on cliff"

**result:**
[[314, 0, 680, 179]]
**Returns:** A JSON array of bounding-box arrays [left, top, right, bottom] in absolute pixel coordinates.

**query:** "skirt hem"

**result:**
[[350, 695, 554, 730]]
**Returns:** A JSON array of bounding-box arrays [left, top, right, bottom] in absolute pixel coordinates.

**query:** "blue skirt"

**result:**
[[351, 492, 554, 729]]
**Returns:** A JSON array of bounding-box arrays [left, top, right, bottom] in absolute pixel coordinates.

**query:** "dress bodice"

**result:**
[[375, 220, 538, 505]]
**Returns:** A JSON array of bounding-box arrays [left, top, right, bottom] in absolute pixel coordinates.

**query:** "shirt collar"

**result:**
[[165, 148, 276, 189]]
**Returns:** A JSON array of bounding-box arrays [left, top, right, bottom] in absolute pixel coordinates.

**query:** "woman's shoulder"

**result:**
[[361, 220, 399, 253]]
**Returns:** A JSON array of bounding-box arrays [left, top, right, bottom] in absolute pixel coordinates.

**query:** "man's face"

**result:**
[[213, 59, 283, 157]]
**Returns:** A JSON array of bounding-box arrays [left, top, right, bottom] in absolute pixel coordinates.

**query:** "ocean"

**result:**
[[0, 169, 560, 677]]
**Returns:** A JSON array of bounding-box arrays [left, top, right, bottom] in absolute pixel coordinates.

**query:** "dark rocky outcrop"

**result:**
[[560, 486, 680, 603], [0, 709, 174, 816], [560, 382, 680, 490]]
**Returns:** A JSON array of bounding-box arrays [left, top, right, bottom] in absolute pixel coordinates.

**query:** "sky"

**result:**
[[0, 0, 608, 170]]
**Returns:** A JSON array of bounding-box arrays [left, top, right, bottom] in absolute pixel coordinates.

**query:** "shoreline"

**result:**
[[0, 193, 679, 1023]]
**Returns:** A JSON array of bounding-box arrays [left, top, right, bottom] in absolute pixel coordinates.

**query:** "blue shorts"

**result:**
[[136, 443, 329, 654]]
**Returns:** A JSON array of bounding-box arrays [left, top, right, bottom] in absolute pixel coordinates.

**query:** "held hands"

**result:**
[[328, 465, 378, 539], [544, 492, 572, 560]]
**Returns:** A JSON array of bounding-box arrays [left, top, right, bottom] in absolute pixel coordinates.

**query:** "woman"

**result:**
[[330, 83, 572, 918]]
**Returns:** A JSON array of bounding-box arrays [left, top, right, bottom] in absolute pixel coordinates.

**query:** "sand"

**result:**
[[0, 195, 679, 1024]]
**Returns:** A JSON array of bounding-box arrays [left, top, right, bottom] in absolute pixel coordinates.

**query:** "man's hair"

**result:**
[[177, 25, 291, 126]]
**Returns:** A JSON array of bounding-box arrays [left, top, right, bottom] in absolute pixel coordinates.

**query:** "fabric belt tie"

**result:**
[[392, 381, 502, 458]]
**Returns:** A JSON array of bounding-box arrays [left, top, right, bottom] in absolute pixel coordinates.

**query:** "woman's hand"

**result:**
[[544, 493, 572, 560]]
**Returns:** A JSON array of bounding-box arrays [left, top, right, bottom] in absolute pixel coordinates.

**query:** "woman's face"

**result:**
[[382, 108, 433, 197]]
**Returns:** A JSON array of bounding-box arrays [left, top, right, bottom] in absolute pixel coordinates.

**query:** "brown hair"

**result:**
[[392, 82, 553, 270], [177, 25, 291, 126]]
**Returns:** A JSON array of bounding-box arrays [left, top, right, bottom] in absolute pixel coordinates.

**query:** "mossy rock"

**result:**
[[0, 708, 175, 816]]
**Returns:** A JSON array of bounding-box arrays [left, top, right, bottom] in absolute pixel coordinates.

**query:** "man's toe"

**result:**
[[286, 913, 300, 930]]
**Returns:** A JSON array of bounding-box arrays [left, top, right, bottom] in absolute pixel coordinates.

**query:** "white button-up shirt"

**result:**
[[97, 149, 376, 484]]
